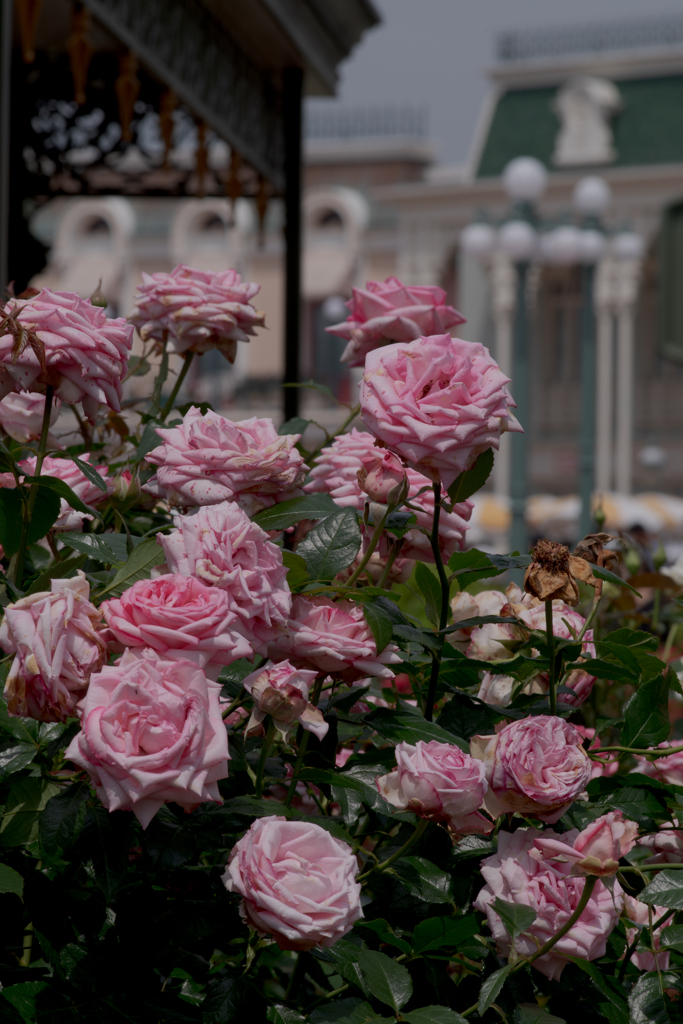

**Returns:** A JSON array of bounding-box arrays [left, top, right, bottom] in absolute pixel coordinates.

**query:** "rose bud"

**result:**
[[243, 659, 327, 741], [535, 810, 638, 877], [357, 449, 408, 506], [377, 739, 492, 835]]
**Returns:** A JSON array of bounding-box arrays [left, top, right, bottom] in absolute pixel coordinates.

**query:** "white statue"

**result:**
[[553, 76, 622, 167]]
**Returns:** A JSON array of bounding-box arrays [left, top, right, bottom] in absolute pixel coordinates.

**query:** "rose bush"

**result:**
[[0, 261, 679, 1024]]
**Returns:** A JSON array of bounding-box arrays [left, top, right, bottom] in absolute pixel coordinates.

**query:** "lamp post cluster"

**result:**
[[461, 157, 645, 552]]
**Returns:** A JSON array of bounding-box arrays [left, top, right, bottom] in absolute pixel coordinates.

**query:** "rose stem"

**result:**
[[306, 403, 360, 464], [345, 507, 389, 587], [376, 537, 404, 590], [159, 350, 194, 421], [20, 922, 33, 967], [425, 482, 449, 722], [285, 951, 309, 1002], [618, 908, 674, 982], [283, 676, 324, 808], [545, 598, 557, 716], [663, 622, 677, 663], [13, 385, 54, 589], [356, 817, 429, 881], [254, 719, 276, 799]]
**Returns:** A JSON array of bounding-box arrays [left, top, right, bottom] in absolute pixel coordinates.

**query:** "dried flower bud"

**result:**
[[573, 532, 619, 569], [524, 539, 597, 605]]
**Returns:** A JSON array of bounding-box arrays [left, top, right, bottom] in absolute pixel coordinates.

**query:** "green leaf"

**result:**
[[310, 997, 393, 1024], [0, 742, 38, 777], [363, 599, 395, 654], [415, 562, 442, 627], [2, 982, 50, 1019], [448, 548, 505, 591], [0, 777, 61, 847], [393, 624, 440, 652], [603, 627, 659, 652], [364, 707, 460, 746], [393, 856, 454, 903], [621, 673, 670, 748], [67, 453, 108, 492], [493, 897, 536, 940], [357, 947, 412, 1013], [639, 871, 683, 910], [97, 536, 166, 597], [278, 417, 310, 436], [253, 493, 346, 531], [564, 956, 629, 1014], [661, 925, 683, 952], [437, 691, 502, 741], [0, 862, 23, 899], [137, 420, 163, 460], [447, 448, 494, 504], [27, 486, 61, 544], [628, 973, 675, 1024], [355, 919, 412, 955], [316, 940, 372, 999], [565, 658, 638, 686], [514, 1006, 566, 1024], [24, 475, 102, 522], [60, 531, 131, 564], [282, 550, 309, 589], [39, 781, 90, 857], [267, 1007, 308, 1024], [411, 913, 479, 954], [404, 1009, 469, 1024], [297, 508, 361, 580], [592, 564, 642, 596], [0, 489, 25, 557], [478, 964, 512, 1016], [25, 554, 87, 596]]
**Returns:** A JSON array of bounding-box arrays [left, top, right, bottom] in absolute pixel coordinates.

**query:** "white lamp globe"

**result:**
[[613, 231, 645, 261], [498, 220, 538, 261], [321, 295, 349, 322], [541, 225, 583, 265], [502, 157, 548, 202], [578, 228, 606, 264], [573, 176, 611, 217], [460, 222, 496, 261]]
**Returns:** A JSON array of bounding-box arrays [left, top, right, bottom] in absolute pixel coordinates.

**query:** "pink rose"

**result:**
[[475, 827, 623, 981], [101, 574, 252, 673], [639, 827, 683, 863], [0, 391, 62, 445], [535, 810, 638, 877], [0, 572, 107, 722], [359, 334, 521, 489], [574, 726, 620, 780], [222, 816, 362, 950], [243, 659, 327, 741], [325, 277, 465, 367], [450, 588, 522, 661], [471, 716, 592, 823], [305, 429, 472, 564], [623, 895, 670, 972], [477, 672, 547, 706], [376, 739, 492, 834], [632, 743, 683, 785], [144, 407, 306, 514], [158, 500, 291, 656], [357, 448, 407, 505], [268, 595, 401, 681], [65, 648, 229, 828], [19, 453, 113, 529], [129, 264, 265, 362], [0, 289, 133, 418]]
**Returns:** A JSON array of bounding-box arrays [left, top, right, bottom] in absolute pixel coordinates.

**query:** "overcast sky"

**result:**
[[307, 0, 683, 165]]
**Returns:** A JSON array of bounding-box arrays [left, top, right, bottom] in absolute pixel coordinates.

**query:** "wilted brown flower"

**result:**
[[524, 539, 597, 606], [573, 532, 619, 570]]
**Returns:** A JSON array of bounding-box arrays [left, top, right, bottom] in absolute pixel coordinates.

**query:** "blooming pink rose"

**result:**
[[158, 500, 291, 656], [325, 277, 466, 368], [101, 574, 252, 673], [471, 716, 592, 823], [623, 895, 671, 972], [0, 289, 133, 418], [376, 740, 492, 834], [535, 810, 638, 877], [144, 407, 306, 514], [359, 334, 521, 489], [19, 453, 114, 529], [0, 572, 107, 722], [638, 827, 683, 863], [475, 827, 623, 980], [222, 816, 362, 950], [243, 660, 327, 741], [477, 672, 547, 706], [632, 742, 683, 785], [268, 595, 401, 681], [129, 264, 265, 362], [357, 449, 407, 505], [0, 391, 62, 445], [450, 588, 522, 661], [305, 429, 472, 564], [65, 648, 229, 828]]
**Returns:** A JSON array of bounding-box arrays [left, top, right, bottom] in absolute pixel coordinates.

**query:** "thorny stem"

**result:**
[[13, 385, 54, 589], [376, 537, 404, 590], [618, 908, 674, 982], [284, 677, 323, 808], [425, 482, 449, 722], [221, 688, 245, 720], [160, 350, 194, 420], [72, 404, 92, 450], [357, 818, 429, 881], [285, 951, 308, 1002], [345, 507, 389, 587], [546, 599, 557, 716], [254, 719, 275, 799]]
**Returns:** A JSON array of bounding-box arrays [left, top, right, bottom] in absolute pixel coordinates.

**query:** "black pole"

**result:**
[[0, 0, 11, 293], [283, 66, 303, 422]]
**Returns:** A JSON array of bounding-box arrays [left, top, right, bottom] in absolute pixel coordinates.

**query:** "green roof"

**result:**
[[476, 75, 683, 177]]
